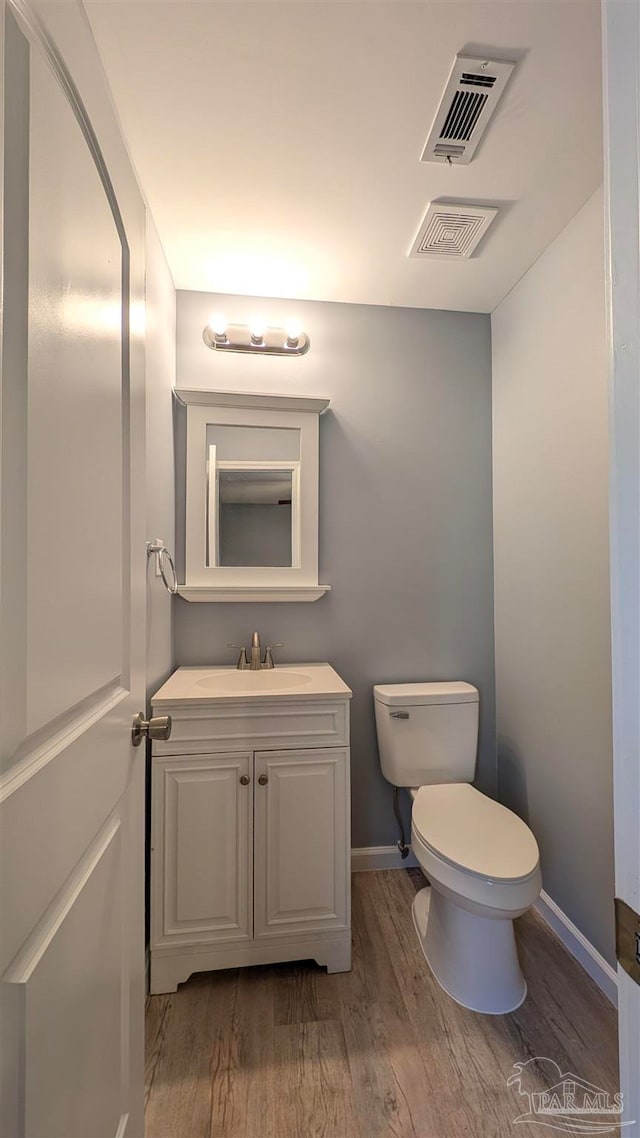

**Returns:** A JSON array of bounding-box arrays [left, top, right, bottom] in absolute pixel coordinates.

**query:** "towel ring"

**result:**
[[146, 540, 178, 595]]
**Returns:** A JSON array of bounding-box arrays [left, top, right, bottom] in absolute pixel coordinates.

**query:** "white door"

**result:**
[[151, 753, 253, 947], [602, 2, 640, 1132], [253, 748, 349, 938], [0, 4, 146, 1136]]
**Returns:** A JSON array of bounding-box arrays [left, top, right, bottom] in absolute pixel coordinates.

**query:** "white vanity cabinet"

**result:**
[[253, 748, 348, 940], [152, 752, 253, 951], [149, 665, 352, 994]]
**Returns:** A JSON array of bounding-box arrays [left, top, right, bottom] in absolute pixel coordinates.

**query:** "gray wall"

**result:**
[[492, 188, 615, 965], [145, 214, 176, 702], [175, 290, 495, 848]]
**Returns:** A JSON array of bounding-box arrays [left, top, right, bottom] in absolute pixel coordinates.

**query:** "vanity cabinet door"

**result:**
[[151, 753, 253, 947], [253, 748, 349, 939]]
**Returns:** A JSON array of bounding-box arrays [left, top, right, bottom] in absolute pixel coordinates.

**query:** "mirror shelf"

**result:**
[[174, 389, 330, 415], [176, 585, 331, 603]]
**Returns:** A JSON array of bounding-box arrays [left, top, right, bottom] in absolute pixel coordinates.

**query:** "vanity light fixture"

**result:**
[[249, 315, 267, 345], [203, 315, 310, 356], [285, 318, 302, 347], [208, 312, 228, 343]]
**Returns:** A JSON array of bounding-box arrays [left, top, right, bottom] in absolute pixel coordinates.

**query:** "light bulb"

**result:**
[[285, 318, 302, 346], [249, 316, 267, 344], [207, 312, 227, 339]]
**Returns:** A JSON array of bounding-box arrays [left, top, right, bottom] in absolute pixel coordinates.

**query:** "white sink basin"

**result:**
[[195, 669, 314, 694], [152, 664, 353, 704]]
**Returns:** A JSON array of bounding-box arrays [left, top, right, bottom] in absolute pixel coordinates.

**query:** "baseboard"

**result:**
[[351, 845, 419, 872], [534, 890, 618, 1006]]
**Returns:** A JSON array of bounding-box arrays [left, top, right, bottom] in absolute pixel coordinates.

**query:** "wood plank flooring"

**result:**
[[145, 870, 619, 1138]]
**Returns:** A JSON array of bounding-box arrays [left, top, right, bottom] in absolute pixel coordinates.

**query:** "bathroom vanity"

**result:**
[[149, 664, 352, 993]]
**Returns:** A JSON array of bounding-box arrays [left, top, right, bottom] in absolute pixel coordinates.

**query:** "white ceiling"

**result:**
[[86, 1, 603, 313]]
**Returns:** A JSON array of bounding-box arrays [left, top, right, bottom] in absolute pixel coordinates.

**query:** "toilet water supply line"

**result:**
[[393, 787, 410, 859], [146, 539, 178, 595]]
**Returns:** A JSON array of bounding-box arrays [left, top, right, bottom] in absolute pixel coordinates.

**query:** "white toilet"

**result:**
[[373, 681, 541, 1015]]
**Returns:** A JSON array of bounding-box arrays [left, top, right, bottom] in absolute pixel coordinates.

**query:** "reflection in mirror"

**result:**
[[216, 469, 293, 567]]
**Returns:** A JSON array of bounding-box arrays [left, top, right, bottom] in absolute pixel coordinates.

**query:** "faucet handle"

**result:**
[[227, 644, 249, 669], [263, 643, 284, 669]]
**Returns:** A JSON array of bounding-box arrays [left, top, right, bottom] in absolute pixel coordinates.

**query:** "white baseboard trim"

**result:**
[[534, 890, 618, 1006], [351, 845, 419, 872]]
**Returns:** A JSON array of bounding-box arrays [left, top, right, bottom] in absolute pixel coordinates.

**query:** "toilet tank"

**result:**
[[373, 682, 479, 787]]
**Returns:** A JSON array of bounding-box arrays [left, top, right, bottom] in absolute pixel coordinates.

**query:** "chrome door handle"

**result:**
[[131, 712, 172, 746], [390, 711, 410, 720]]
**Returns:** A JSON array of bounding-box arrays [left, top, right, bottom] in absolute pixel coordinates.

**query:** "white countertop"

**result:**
[[151, 663, 352, 706]]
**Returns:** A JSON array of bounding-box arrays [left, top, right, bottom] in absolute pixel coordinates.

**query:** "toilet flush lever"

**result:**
[[390, 710, 410, 719]]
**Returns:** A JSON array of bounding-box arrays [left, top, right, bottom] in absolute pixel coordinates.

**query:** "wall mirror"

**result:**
[[212, 465, 298, 568], [175, 389, 330, 602]]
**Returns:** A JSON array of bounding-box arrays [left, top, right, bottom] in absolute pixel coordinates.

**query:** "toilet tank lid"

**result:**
[[373, 681, 478, 707]]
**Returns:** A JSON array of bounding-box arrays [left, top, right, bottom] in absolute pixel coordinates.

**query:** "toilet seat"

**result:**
[[412, 783, 539, 883], [410, 823, 541, 920]]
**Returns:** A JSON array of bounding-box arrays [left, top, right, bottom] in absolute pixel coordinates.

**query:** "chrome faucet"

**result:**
[[226, 643, 249, 669], [249, 630, 261, 670], [262, 642, 284, 669], [227, 632, 284, 670]]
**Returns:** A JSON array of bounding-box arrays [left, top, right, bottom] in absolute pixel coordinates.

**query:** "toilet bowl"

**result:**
[[373, 681, 541, 1015], [409, 783, 541, 1013]]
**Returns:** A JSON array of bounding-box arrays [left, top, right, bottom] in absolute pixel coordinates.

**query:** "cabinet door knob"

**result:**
[[239, 774, 250, 786], [258, 773, 269, 786]]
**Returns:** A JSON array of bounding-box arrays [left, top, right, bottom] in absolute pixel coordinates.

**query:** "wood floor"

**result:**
[[145, 870, 619, 1138]]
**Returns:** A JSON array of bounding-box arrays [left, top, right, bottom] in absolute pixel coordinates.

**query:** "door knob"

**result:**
[[239, 774, 251, 786], [258, 773, 269, 786], [131, 712, 172, 746]]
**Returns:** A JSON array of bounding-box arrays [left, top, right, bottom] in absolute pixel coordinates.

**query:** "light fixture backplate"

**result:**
[[203, 323, 310, 356]]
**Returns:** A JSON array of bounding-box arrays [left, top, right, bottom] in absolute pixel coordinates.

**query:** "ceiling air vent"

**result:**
[[421, 54, 515, 165], [409, 201, 498, 260]]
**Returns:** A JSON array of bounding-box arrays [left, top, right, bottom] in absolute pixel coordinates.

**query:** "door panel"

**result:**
[[26, 42, 123, 734], [0, 4, 146, 1135], [0, 705, 133, 976], [152, 754, 252, 945], [254, 748, 349, 938], [5, 815, 126, 1138]]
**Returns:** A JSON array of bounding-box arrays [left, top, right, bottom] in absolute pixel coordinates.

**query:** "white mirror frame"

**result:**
[[175, 389, 331, 602]]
